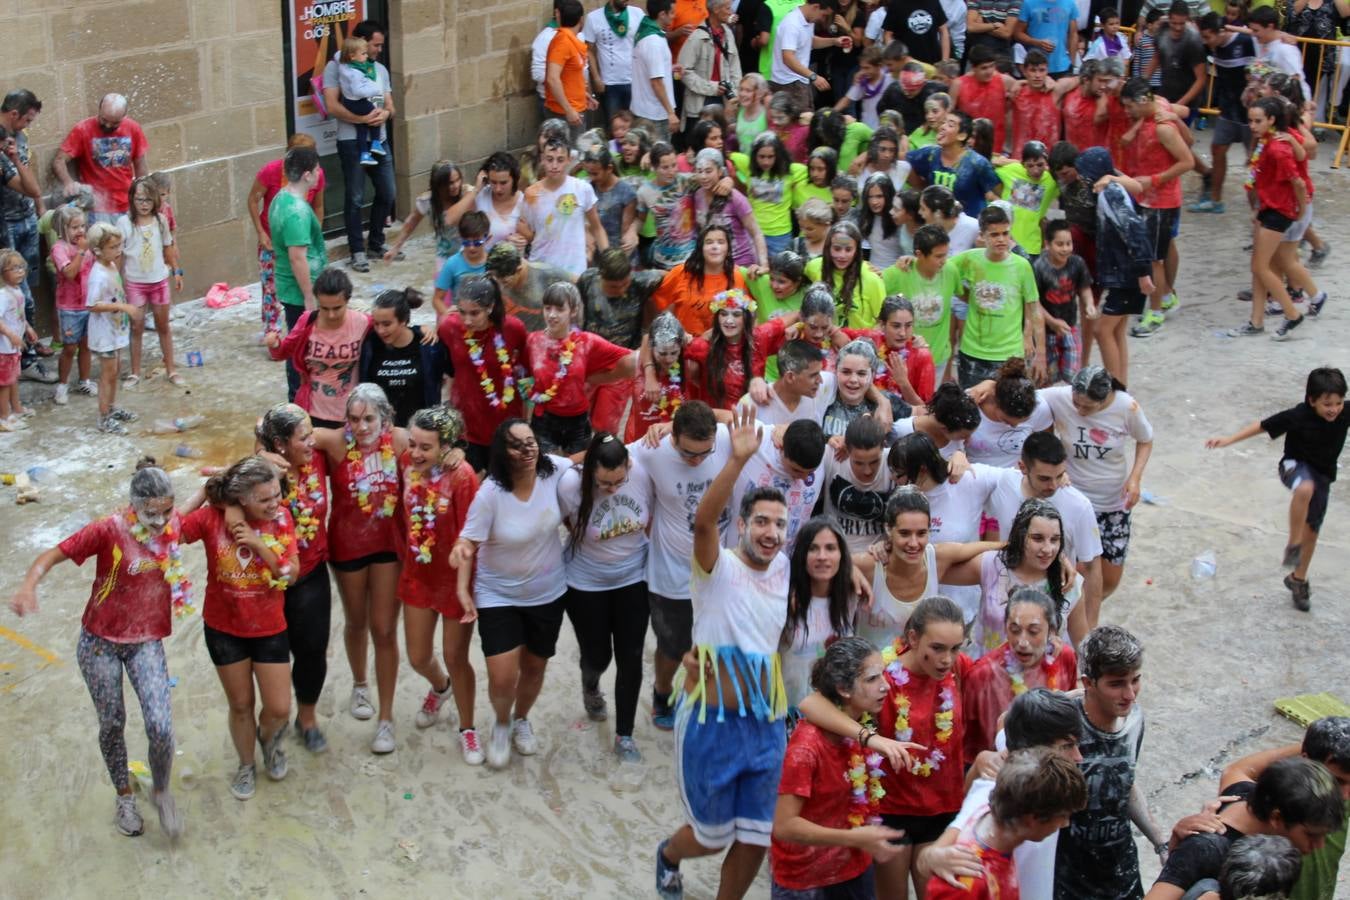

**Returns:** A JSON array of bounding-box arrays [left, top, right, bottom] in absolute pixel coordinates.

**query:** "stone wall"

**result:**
[[9, 0, 549, 310]]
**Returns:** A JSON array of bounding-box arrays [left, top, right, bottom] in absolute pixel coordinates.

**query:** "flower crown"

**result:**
[[709, 288, 756, 315]]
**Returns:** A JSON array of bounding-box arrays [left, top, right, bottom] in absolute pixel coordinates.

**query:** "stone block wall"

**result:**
[[8, 0, 552, 313]]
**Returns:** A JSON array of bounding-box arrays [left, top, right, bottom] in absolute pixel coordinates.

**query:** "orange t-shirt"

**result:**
[[545, 27, 588, 115], [651, 263, 747, 336], [671, 0, 709, 58]]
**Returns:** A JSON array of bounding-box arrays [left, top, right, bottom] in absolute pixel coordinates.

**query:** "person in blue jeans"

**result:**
[[322, 19, 395, 274], [0, 89, 54, 382]]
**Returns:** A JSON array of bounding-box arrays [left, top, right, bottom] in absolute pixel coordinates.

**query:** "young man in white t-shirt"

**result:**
[[656, 405, 792, 900], [629, 401, 732, 730], [770, 0, 848, 114], [629, 0, 680, 143], [983, 431, 1104, 627], [742, 339, 837, 427], [821, 415, 895, 553], [583, 0, 645, 124], [727, 417, 829, 552], [517, 138, 608, 276]]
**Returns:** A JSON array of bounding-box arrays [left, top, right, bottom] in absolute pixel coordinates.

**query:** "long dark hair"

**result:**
[[857, 173, 898, 241], [999, 498, 1068, 620], [888, 432, 950, 485], [705, 302, 755, 408], [821, 220, 865, 323], [428, 161, 463, 240], [810, 108, 848, 152], [567, 432, 629, 554], [481, 151, 522, 194], [748, 131, 791, 179], [686, 223, 736, 294], [785, 517, 855, 646], [487, 418, 556, 491], [929, 382, 981, 436], [456, 275, 505, 330]]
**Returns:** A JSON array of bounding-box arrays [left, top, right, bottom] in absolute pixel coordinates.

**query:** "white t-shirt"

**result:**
[[324, 57, 390, 142], [727, 435, 826, 552], [522, 176, 598, 276], [856, 542, 939, 649], [85, 263, 130, 354], [891, 417, 966, 459], [630, 428, 733, 599], [983, 467, 1103, 565], [965, 397, 1054, 468], [858, 160, 914, 194], [973, 549, 1081, 658], [865, 6, 887, 41], [116, 214, 172, 284], [771, 7, 815, 85], [951, 776, 1059, 900], [781, 594, 857, 707], [460, 455, 573, 608], [0, 285, 24, 354], [631, 33, 676, 120], [821, 451, 895, 554], [1041, 385, 1153, 513], [691, 546, 790, 656], [941, 0, 969, 49], [558, 459, 653, 591], [532, 26, 559, 98], [582, 6, 645, 85], [927, 463, 1000, 621], [742, 371, 839, 427], [948, 213, 981, 254], [476, 189, 524, 250], [847, 73, 897, 129]]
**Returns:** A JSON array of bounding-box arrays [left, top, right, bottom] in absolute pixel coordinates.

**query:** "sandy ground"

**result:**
[[1, 132, 1349, 899]]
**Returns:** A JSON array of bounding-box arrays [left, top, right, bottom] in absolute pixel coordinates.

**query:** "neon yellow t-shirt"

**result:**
[[882, 262, 962, 366], [953, 248, 1039, 362], [805, 256, 886, 329], [995, 162, 1060, 255], [730, 154, 807, 238]]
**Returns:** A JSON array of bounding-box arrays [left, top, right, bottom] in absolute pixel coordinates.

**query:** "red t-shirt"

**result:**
[[1060, 90, 1103, 154], [750, 318, 838, 377], [438, 313, 531, 447], [924, 809, 1020, 899], [842, 327, 936, 402], [327, 438, 404, 563], [58, 117, 148, 214], [1011, 89, 1061, 158], [526, 329, 630, 416], [877, 656, 971, 815], [255, 159, 327, 239], [1120, 109, 1182, 210], [59, 511, 178, 643], [956, 75, 1007, 154], [625, 358, 690, 441], [685, 335, 748, 409], [771, 722, 875, 891], [962, 641, 1078, 761], [398, 455, 479, 617], [288, 450, 330, 578], [1251, 136, 1301, 220], [180, 506, 297, 638]]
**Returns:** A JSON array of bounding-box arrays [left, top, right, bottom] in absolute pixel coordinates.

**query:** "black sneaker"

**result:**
[[1307, 291, 1327, 318], [1273, 316, 1305, 341], [1284, 573, 1311, 611]]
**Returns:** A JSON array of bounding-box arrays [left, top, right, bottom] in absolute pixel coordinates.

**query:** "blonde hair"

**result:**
[[0, 248, 25, 274], [55, 206, 87, 244], [86, 222, 122, 252], [341, 36, 368, 63]]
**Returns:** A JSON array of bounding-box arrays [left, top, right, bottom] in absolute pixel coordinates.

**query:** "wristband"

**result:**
[[173, 268, 184, 276]]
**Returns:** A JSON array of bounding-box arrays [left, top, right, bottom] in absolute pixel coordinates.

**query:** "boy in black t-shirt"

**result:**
[[1206, 367, 1349, 611]]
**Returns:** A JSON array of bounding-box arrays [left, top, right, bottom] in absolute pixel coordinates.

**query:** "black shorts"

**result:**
[[534, 410, 592, 456], [1102, 287, 1147, 317], [204, 624, 290, 666], [1257, 207, 1296, 234], [466, 442, 490, 473], [771, 867, 876, 899], [648, 592, 693, 660], [477, 597, 567, 658], [1279, 459, 1331, 532], [329, 550, 400, 572], [309, 416, 344, 430], [880, 811, 957, 846], [1142, 206, 1178, 261]]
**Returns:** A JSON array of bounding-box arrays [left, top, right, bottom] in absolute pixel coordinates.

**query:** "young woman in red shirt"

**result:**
[[685, 286, 758, 410], [525, 282, 635, 454], [11, 460, 191, 838], [181, 456, 299, 802], [839, 295, 937, 406], [628, 313, 689, 442], [398, 406, 485, 766]]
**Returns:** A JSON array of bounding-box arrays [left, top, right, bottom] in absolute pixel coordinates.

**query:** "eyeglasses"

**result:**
[[675, 444, 714, 461], [462, 238, 487, 248], [596, 474, 629, 491]]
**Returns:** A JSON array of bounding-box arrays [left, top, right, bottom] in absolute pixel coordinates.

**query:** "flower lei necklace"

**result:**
[[657, 361, 683, 416], [464, 328, 516, 408], [406, 465, 443, 564], [345, 428, 398, 518], [258, 522, 295, 590], [531, 327, 579, 407], [845, 713, 887, 827], [127, 510, 194, 618], [881, 639, 955, 777], [1005, 644, 1060, 697], [285, 459, 323, 547], [1245, 135, 1267, 191]]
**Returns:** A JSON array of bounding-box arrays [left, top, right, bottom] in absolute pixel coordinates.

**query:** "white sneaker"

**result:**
[[349, 683, 375, 720], [511, 717, 538, 756], [459, 728, 485, 766], [371, 719, 396, 754], [4, 415, 28, 431], [53, 383, 69, 405], [486, 721, 511, 769], [114, 794, 144, 837], [414, 684, 452, 728], [75, 379, 98, 396]]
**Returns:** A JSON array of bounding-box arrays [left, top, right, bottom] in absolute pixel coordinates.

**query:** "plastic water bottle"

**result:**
[[1190, 550, 1217, 580], [153, 415, 205, 434], [174, 444, 204, 459]]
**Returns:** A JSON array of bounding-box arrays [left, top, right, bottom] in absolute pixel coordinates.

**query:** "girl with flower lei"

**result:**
[[398, 405, 485, 765], [628, 312, 689, 442], [684, 287, 758, 411], [770, 637, 910, 898], [798, 597, 972, 900], [962, 587, 1078, 761], [10, 460, 193, 838], [750, 284, 840, 384], [524, 282, 635, 455]]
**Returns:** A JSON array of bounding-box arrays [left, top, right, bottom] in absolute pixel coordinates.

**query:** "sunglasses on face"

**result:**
[[462, 238, 487, 248]]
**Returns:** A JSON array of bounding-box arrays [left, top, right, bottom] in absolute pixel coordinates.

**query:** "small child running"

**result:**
[[1206, 366, 1349, 611]]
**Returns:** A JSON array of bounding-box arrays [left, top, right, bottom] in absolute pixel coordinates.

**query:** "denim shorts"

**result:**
[[58, 309, 90, 343]]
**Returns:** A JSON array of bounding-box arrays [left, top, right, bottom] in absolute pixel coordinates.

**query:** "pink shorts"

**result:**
[[0, 353, 18, 386], [125, 279, 170, 307]]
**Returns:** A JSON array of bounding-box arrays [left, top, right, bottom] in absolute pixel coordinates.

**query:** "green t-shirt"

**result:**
[[953, 248, 1038, 363], [908, 125, 939, 151], [791, 179, 833, 211], [744, 268, 805, 381], [995, 162, 1060, 255], [1289, 805, 1348, 900], [269, 190, 327, 308], [804, 256, 886, 329], [882, 262, 962, 366], [730, 154, 807, 237], [838, 122, 874, 173]]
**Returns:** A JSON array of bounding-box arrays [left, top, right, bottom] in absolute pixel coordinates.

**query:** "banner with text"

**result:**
[[289, 0, 367, 155]]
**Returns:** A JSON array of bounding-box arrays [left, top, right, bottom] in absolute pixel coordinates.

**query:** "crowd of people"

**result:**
[[3, 3, 1350, 898]]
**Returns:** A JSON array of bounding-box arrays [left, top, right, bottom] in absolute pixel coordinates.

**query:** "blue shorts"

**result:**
[[674, 697, 786, 848], [59, 309, 89, 343]]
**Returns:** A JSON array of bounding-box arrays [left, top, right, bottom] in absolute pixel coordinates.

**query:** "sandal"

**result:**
[[168, 373, 186, 386], [122, 374, 141, 388]]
